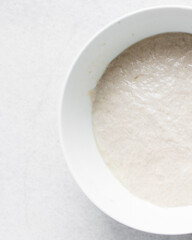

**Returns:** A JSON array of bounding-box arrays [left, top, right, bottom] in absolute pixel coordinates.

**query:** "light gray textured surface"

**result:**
[[1, 0, 192, 239]]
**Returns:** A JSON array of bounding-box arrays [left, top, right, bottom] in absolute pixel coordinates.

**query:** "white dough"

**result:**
[[92, 33, 192, 207]]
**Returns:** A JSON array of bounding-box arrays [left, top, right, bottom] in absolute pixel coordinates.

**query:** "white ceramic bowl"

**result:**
[[60, 6, 192, 235]]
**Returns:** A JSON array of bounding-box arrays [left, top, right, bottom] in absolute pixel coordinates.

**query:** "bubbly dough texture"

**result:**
[[92, 33, 192, 207]]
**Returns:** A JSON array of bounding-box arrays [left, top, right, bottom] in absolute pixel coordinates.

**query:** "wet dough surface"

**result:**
[[92, 33, 192, 207]]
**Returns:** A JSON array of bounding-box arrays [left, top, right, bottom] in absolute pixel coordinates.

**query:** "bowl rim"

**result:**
[[59, 5, 192, 235]]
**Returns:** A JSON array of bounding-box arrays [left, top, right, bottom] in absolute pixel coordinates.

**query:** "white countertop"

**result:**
[[1, 0, 192, 239]]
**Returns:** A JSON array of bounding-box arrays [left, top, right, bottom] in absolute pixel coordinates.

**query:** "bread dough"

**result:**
[[92, 33, 192, 207]]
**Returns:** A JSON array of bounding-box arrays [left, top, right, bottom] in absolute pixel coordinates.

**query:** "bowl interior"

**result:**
[[60, 7, 192, 234]]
